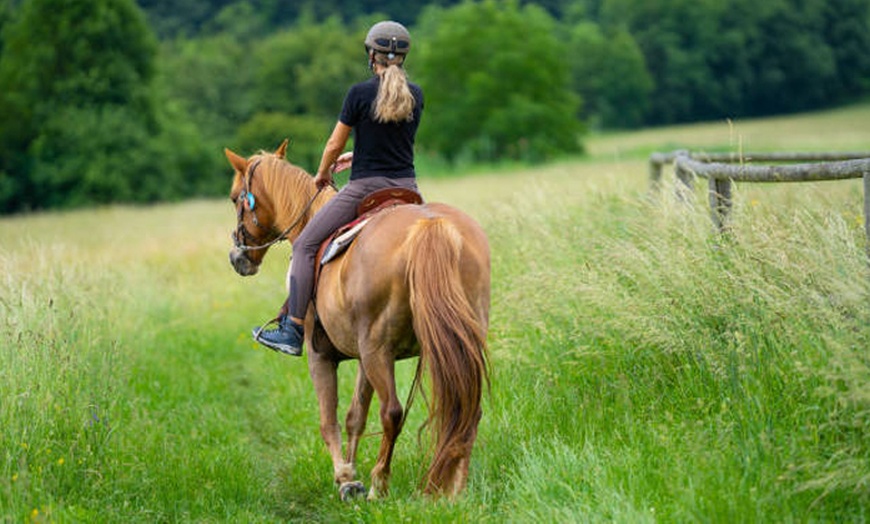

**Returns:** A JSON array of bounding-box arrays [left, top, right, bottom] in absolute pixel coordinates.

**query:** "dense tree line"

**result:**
[[594, 0, 870, 124], [0, 0, 868, 213]]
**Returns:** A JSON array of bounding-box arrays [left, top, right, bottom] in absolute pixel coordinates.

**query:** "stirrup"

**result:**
[[252, 316, 304, 357]]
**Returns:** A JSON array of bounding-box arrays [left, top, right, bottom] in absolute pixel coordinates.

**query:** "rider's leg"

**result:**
[[253, 182, 367, 355]]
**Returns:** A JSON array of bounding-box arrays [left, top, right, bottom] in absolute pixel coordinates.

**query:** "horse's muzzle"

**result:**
[[229, 247, 259, 276]]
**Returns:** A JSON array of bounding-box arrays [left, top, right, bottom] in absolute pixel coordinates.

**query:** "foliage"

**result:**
[[250, 16, 369, 120], [234, 113, 332, 172], [0, 0, 12, 50], [566, 22, 652, 129], [598, 0, 870, 123], [2, 0, 870, 211], [138, 0, 462, 38], [0, 0, 221, 212], [159, 34, 256, 143], [137, 0, 240, 37], [159, 16, 367, 178], [415, 0, 583, 163]]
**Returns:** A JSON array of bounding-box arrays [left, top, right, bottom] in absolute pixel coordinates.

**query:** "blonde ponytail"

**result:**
[[374, 60, 415, 123]]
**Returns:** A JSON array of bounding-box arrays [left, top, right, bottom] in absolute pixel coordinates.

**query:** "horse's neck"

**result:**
[[268, 166, 337, 239]]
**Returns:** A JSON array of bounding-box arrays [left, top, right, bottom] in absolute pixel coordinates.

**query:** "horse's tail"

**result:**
[[405, 216, 489, 497]]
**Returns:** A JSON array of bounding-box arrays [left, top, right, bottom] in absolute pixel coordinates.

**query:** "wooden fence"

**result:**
[[648, 151, 870, 252]]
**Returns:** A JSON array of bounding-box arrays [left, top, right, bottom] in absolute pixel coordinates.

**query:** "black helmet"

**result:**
[[365, 21, 411, 56]]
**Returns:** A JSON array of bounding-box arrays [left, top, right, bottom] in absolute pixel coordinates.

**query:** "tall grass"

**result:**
[[474, 166, 869, 521], [2, 106, 870, 522]]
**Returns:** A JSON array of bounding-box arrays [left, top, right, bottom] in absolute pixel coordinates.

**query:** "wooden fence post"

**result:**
[[673, 150, 693, 202], [708, 177, 733, 232], [648, 152, 674, 193], [865, 172, 870, 261], [649, 153, 664, 192]]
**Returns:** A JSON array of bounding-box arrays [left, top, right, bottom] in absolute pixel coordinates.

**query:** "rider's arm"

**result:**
[[314, 121, 352, 189]]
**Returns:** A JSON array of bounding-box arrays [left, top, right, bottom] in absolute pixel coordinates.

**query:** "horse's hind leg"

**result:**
[[360, 351, 403, 500], [445, 425, 478, 497], [307, 352, 356, 490]]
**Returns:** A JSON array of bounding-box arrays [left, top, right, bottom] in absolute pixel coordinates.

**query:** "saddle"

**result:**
[[317, 187, 423, 269]]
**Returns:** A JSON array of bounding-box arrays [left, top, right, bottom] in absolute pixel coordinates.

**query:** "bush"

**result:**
[[234, 112, 333, 173], [415, 0, 584, 163]]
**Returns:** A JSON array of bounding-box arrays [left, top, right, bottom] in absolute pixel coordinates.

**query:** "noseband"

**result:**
[[232, 159, 325, 253]]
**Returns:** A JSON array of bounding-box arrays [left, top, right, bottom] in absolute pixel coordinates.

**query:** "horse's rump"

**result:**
[[314, 204, 488, 362]]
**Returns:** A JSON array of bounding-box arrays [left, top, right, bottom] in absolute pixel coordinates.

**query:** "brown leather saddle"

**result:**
[[315, 187, 423, 274]]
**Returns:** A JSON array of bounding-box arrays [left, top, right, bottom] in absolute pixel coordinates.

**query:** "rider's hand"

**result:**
[[314, 171, 333, 189], [331, 152, 353, 174]]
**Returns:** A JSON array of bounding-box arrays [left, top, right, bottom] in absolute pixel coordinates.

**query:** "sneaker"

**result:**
[[252, 317, 304, 356]]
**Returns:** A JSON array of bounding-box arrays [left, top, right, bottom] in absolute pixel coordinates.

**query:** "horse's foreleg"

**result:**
[[360, 352, 403, 500], [345, 366, 373, 466], [307, 353, 355, 488]]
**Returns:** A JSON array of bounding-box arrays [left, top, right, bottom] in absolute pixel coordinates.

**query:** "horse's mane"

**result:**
[[253, 152, 317, 211]]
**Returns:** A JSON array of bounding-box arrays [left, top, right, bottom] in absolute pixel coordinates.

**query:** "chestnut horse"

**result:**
[[224, 140, 490, 500]]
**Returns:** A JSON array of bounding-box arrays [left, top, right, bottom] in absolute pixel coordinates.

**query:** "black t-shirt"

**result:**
[[339, 76, 424, 180]]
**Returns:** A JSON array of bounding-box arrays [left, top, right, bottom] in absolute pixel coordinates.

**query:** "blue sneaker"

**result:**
[[252, 317, 304, 356]]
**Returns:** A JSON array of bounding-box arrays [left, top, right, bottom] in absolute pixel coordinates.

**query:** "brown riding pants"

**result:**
[[285, 176, 419, 321]]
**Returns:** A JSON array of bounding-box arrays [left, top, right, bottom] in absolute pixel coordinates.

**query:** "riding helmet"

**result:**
[[365, 21, 411, 56]]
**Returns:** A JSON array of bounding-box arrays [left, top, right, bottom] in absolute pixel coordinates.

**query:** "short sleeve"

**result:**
[[339, 85, 361, 127]]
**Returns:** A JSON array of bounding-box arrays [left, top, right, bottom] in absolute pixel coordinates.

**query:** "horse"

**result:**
[[224, 139, 490, 500]]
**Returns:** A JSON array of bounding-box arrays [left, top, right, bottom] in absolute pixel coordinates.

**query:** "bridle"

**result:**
[[232, 158, 326, 253]]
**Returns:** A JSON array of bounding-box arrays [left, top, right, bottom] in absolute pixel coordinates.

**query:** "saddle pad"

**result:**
[[318, 188, 423, 266], [319, 216, 372, 265]]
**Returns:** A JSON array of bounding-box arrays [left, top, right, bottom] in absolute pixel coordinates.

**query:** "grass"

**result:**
[[585, 102, 870, 160], [2, 103, 870, 522]]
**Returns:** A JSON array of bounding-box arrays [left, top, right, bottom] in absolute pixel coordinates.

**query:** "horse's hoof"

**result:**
[[339, 481, 367, 502]]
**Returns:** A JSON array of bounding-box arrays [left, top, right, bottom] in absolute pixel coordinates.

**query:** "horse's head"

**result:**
[[224, 139, 290, 276]]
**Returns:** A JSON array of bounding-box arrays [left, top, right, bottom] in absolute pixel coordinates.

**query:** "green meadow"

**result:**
[[2, 105, 870, 522]]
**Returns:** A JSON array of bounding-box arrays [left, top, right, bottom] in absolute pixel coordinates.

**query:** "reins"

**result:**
[[234, 158, 332, 252]]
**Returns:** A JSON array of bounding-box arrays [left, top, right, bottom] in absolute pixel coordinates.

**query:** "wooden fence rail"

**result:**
[[648, 150, 870, 253]]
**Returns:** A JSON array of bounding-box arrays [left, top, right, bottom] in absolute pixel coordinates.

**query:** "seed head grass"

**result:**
[[2, 106, 870, 521]]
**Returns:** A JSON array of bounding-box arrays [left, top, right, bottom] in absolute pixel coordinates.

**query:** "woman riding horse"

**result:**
[[227, 20, 489, 499], [254, 21, 423, 355]]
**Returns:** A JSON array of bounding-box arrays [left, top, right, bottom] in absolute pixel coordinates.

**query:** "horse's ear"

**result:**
[[224, 148, 247, 174], [275, 138, 289, 159]]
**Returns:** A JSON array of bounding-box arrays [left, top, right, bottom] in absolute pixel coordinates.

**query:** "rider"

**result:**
[[253, 20, 424, 356]]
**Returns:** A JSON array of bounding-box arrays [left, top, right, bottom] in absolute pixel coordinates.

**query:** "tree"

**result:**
[[600, 0, 739, 124], [0, 0, 219, 213], [136, 0, 238, 38], [566, 22, 652, 129], [743, 0, 837, 115], [159, 33, 257, 142], [234, 113, 332, 172], [250, 16, 368, 120], [415, 0, 583, 163], [0, 0, 158, 211], [821, 0, 870, 100], [0, 0, 12, 47], [599, 0, 868, 125]]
